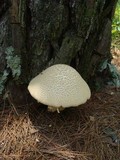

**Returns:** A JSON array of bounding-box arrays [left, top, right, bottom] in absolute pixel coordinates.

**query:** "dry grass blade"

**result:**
[[0, 88, 120, 160]]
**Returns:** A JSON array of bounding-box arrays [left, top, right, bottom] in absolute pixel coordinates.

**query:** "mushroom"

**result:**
[[28, 64, 91, 113]]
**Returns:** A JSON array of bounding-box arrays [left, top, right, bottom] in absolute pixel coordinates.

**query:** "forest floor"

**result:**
[[0, 47, 120, 160]]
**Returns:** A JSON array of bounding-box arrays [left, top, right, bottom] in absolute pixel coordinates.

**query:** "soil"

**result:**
[[111, 47, 120, 72], [0, 48, 120, 160]]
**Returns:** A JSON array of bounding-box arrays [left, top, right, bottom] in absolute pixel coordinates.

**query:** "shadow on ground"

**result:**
[[0, 87, 120, 160]]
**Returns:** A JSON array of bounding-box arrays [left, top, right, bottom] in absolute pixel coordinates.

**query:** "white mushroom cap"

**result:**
[[28, 64, 91, 110]]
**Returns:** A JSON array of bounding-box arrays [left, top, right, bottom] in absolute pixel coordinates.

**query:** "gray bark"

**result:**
[[0, 0, 117, 106]]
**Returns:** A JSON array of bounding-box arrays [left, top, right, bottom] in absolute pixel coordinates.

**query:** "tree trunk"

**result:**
[[0, 0, 117, 106]]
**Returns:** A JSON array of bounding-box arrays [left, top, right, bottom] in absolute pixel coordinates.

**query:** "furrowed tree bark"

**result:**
[[0, 0, 118, 106]]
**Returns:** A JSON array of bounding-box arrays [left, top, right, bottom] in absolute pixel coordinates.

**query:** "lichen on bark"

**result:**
[[0, 0, 118, 105]]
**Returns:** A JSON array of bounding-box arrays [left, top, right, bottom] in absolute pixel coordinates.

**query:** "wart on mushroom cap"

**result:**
[[28, 64, 91, 113]]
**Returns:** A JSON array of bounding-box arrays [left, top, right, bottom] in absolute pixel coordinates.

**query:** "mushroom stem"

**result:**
[[57, 108, 60, 113], [48, 106, 64, 113]]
